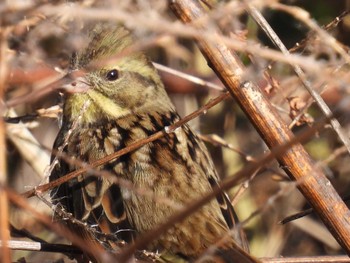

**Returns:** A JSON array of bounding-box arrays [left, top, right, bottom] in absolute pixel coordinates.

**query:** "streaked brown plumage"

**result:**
[[50, 25, 249, 262]]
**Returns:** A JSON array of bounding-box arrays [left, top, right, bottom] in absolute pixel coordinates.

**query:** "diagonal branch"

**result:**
[[22, 92, 230, 198], [5, 187, 116, 263], [118, 107, 327, 262], [246, 3, 350, 155], [170, 0, 350, 255]]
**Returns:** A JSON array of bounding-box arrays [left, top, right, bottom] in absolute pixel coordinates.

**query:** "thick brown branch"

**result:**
[[118, 110, 327, 262], [170, 0, 350, 255]]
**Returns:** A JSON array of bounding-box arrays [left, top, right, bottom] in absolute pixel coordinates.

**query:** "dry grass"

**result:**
[[2, 0, 350, 262]]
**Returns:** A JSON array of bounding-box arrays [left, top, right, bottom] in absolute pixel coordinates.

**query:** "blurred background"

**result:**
[[2, 0, 350, 261]]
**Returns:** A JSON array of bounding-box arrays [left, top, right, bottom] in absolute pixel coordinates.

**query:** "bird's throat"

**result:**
[[65, 90, 132, 124]]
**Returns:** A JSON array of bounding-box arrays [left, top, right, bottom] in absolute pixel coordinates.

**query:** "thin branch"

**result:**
[[5, 186, 116, 263], [0, 27, 10, 263], [260, 256, 350, 263], [170, 0, 350, 256], [271, 3, 350, 64], [38, 4, 323, 73], [6, 109, 51, 178], [198, 133, 255, 161], [154, 62, 224, 91], [117, 108, 328, 262], [246, 3, 350, 155], [0, 240, 81, 254], [22, 92, 231, 198]]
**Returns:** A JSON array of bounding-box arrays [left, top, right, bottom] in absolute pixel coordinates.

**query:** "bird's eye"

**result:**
[[106, 69, 119, 81]]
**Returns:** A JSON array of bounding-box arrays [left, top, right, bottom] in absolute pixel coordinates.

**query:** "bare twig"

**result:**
[[271, 3, 350, 64], [260, 256, 350, 263], [246, 3, 350, 155], [154, 62, 224, 91], [170, 0, 350, 255], [38, 4, 323, 73], [22, 92, 231, 198], [117, 108, 328, 262], [0, 240, 81, 254], [6, 109, 51, 178], [0, 27, 10, 263], [5, 186, 115, 263]]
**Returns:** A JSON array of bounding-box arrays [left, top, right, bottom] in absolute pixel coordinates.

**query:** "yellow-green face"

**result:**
[[64, 26, 173, 124]]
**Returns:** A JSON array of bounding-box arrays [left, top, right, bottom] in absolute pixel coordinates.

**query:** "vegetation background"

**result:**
[[2, 0, 350, 262]]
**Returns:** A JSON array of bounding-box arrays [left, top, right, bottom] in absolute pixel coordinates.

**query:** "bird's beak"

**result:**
[[61, 70, 90, 94]]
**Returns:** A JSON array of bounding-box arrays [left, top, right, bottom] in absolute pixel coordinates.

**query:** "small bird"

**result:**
[[50, 25, 249, 262]]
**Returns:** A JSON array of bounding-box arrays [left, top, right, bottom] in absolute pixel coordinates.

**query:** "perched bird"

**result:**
[[50, 25, 249, 262]]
